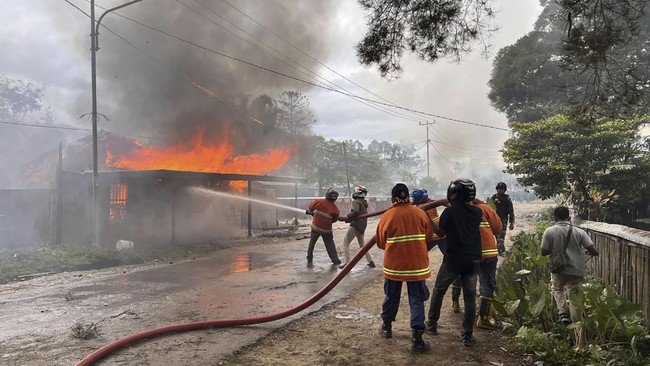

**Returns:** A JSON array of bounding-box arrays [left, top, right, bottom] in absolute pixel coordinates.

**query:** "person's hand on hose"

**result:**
[[305, 210, 313, 216]]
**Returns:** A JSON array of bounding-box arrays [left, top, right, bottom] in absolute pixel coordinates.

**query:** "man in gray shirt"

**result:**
[[541, 206, 599, 324]]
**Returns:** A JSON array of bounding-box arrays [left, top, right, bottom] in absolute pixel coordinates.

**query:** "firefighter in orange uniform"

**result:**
[[305, 188, 342, 268], [473, 199, 503, 329], [376, 183, 433, 353]]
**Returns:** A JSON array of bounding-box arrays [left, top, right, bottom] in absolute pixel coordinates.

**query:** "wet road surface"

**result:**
[[0, 221, 383, 365]]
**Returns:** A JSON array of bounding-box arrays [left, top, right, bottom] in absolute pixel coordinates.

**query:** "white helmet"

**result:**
[[352, 185, 368, 199]]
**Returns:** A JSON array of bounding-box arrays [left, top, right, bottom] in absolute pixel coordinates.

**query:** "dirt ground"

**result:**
[[225, 202, 552, 366], [0, 201, 551, 366]]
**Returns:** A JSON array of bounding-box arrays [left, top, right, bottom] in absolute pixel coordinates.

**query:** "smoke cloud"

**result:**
[[83, 0, 335, 148]]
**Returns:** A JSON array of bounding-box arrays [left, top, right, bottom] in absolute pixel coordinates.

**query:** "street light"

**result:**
[[90, 0, 143, 245]]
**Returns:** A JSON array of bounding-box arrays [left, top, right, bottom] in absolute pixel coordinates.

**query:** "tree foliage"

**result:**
[[293, 136, 424, 196], [0, 74, 44, 122], [276, 91, 316, 137], [503, 115, 648, 215], [489, 1, 650, 121], [356, 0, 496, 78]]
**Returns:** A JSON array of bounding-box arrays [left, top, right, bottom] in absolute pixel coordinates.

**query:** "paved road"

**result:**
[[0, 221, 383, 366]]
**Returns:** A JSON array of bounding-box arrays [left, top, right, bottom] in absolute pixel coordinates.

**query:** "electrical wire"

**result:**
[[81, 1, 509, 132]]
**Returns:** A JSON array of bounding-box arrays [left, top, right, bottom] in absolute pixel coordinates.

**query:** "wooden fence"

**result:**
[[578, 220, 650, 324]]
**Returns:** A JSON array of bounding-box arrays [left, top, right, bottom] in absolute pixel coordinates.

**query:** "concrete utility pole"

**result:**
[[89, 0, 143, 246], [419, 121, 435, 178]]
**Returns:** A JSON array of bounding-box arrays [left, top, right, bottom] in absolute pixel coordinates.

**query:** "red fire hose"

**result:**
[[76, 200, 444, 365]]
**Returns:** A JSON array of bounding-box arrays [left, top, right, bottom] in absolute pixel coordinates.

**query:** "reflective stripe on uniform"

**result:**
[[482, 249, 498, 255], [386, 234, 426, 244], [383, 266, 431, 277], [479, 221, 490, 228]]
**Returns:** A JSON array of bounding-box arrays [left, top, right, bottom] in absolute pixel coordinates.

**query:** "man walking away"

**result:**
[[376, 183, 433, 353], [490, 182, 515, 256], [426, 179, 483, 347], [541, 206, 599, 324], [305, 188, 342, 268], [339, 185, 375, 269]]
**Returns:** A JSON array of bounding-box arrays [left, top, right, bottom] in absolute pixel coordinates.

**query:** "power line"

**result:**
[[82, 0, 431, 126], [0, 120, 90, 131], [84, 2, 509, 132], [174, 0, 431, 125], [218, 0, 428, 123]]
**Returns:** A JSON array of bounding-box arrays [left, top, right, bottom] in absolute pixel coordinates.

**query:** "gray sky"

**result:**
[[0, 0, 544, 184]]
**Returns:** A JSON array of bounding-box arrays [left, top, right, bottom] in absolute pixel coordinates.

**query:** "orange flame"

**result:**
[[105, 128, 292, 189]]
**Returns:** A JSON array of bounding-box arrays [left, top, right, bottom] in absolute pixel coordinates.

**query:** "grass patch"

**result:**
[[0, 245, 147, 284]]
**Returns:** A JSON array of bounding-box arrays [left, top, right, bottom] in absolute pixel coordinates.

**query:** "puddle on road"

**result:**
[[230, 253, 252, 273]]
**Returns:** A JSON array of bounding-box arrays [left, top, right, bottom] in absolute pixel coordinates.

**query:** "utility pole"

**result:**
[[342, 142, 351, 196], [419, 121, 435, 178], [89, 0, 143, 246]]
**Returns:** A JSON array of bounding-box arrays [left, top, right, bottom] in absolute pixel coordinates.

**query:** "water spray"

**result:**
[[75, 198, 446, 365], [188, 186, 307, 214]]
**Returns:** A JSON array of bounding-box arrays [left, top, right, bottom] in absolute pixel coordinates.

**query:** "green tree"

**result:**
[[503, 115, 648, 211], [356, 0, 496, 78], [489, 1, 650, 122], [276, 91, 316, 137], [0, 74, 44, 121], [249, 94, 278, 134]]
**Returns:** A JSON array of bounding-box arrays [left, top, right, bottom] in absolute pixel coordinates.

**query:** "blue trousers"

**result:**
[[381, 278, 430, 331], [452, 256, 498, 300]]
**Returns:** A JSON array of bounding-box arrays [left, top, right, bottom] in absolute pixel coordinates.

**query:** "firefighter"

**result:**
[[426, 179, 482, 347], [339, 185, 375, 269], [376, 183, 433, 353], [490, 182, 515, 255], [410, 188, 447, 252], [447, 198, 504, 323], [305, 188, 342, 268]]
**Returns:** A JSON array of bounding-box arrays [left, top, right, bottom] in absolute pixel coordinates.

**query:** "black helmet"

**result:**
[[496, 182, 507, 190], [391, 183, 410, 203], [325, 188, 339, 202], [447, 179, 476, 203]]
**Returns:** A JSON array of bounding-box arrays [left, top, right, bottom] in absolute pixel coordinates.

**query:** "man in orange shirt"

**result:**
[[376, 183, 433, 353], [409, 188, 446, 252], [305, 188, 342, 268]]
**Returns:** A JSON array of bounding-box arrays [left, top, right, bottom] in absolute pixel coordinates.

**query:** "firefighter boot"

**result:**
[[380, 321, 392, 338], [476, 297, 496, 330], [411, 329, 431, 353], [451, 285, 461, 313]]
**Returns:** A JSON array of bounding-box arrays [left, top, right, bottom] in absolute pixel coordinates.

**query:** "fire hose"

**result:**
[[75, 200, 443, 366]]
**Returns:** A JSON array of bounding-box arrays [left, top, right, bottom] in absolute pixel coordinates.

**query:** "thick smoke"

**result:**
[[81, 0, 335, 149]]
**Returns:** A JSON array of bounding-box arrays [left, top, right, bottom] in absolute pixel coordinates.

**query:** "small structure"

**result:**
[[57, 169, 307, 248]]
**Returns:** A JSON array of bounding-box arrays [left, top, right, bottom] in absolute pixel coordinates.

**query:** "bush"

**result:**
[[494, 223, 650, 365]]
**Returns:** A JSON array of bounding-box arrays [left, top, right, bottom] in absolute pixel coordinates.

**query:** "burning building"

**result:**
[[8, 128, 307, 249]]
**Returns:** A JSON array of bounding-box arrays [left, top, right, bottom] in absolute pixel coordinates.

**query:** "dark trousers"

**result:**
[[452, 256, 498, 300], [497, 218, 508, 254], [306, 230, 341, 264], [428, 261, 479, 335], [381, 278, 430, 331]]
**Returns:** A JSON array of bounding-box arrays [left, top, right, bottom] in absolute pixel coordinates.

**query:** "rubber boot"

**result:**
[[380, 321, 392, 338], [476, 297, 496, 330], [411, 329, 431, 353]]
